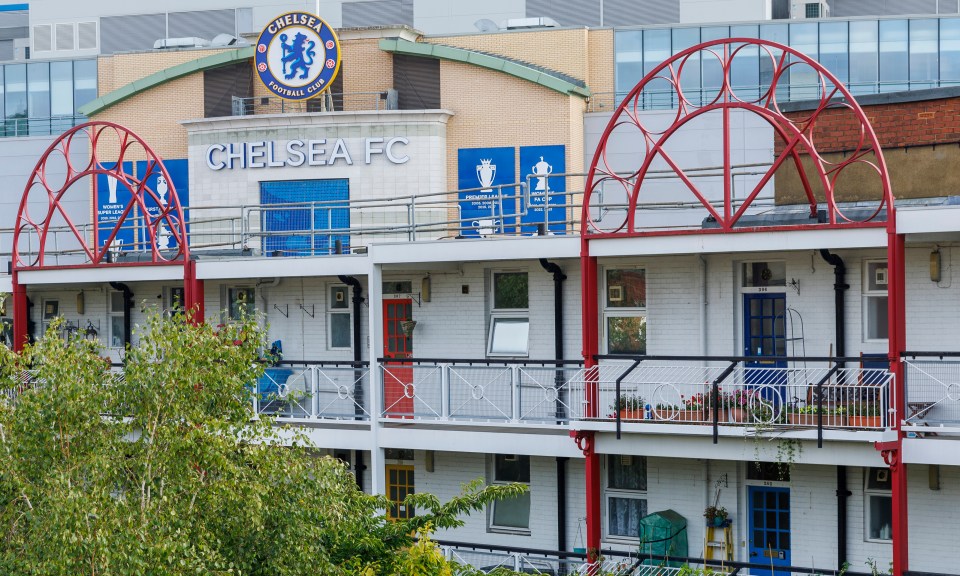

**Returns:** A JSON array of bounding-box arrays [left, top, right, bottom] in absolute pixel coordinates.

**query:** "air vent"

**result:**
[[55, 23, 74, 51], [78, 21, 97, 50], [33, 24, 52, 52]]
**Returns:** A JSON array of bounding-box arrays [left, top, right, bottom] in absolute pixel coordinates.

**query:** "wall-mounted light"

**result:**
[[930, 247, 942, 283], [425, 450, 435, 473], [421, 275, 432, 302], [76, 291, 85, 315]]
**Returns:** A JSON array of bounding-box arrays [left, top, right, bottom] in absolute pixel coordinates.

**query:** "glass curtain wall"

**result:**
[[0, 59, 96, 136], [614, 16, 960, 108]]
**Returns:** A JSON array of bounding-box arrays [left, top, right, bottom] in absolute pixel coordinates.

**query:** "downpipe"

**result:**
[[338, 274, 366, 491], [109, 282, 134, 349]]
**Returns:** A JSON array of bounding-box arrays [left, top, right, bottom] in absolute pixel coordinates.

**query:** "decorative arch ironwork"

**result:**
[[13, 121, 189, 270], [582, 38, 895, 237]]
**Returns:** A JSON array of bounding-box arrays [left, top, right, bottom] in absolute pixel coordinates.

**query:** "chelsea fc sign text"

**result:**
[[206, 138, 410, 170]]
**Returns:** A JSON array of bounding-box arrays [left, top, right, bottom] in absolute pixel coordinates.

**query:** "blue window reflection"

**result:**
[[614, 16, 960, 108]]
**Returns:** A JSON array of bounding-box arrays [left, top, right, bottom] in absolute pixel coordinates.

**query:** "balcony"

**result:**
[[379, 359, 584, 425], [575, 356, 893, 441], [253, 361, 369, 422], [904, 353, 960, 432]]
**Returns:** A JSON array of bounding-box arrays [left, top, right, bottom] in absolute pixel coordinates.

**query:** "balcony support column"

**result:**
[[183, 260, 204, 324], [886, 230, 907, 576], [11, 273, 27, 352]]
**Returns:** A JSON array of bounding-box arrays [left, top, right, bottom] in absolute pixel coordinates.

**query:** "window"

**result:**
[[108, 291, 125, 348], [164, 286, 185, 317], [603, 268, 646, 354], [804, 3, 821, 18], [487, 272, 529, 356], [489, 454, 531, 531], [228, 287, 255, 320], [605, 455, 648, 540], [863, 261, 888, 341], [386, 465, 415, 521], [328, 285, 351, 349], [864, 468, 892, 541]]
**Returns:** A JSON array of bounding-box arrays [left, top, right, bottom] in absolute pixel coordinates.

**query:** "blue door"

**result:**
[[748, 486, 791, 576], [743, 294, 788, 411]]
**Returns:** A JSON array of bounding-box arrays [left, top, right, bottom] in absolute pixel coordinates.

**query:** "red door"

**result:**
[[383, 299, 414, 417]]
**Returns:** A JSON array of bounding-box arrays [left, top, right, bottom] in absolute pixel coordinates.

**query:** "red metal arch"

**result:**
[[582, 38, 895, 237], [13, 121, 189, 270]]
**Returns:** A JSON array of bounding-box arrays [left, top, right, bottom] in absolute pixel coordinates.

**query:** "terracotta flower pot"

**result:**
[[788, 413, 846, 427], [848, 415, 882, 428], [618, 409, 645, 421]]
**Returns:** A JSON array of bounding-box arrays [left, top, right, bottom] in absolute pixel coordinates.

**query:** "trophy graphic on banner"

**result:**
[[476, 158, 496, 193], [532, 156, 553, 193], [107, 175, 118, 204]]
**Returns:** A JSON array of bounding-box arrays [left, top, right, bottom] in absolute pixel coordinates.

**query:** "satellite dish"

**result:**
[[474, 18, 499, 32]]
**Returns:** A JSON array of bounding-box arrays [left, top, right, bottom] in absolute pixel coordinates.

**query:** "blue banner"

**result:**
[[95, 162, 135, 252], [96, 160, 190, 252], [519, 145, 566, 234], [457, 147, 516, 237], [136, 159, 190, 252]]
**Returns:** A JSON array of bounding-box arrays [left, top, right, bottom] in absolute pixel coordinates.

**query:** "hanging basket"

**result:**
[[400, 320, 418, 336]]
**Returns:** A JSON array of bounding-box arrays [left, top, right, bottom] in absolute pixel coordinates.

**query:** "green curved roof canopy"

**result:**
[[379, 38, 591, 98], [78, 46, 255, 117], [80, 36, 591, 117]]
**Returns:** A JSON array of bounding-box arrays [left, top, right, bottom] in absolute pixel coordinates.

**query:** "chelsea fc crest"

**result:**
[[255, 11, 341, 101]]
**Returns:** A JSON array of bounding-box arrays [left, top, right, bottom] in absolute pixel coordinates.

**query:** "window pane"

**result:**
[[868, 494, 893, 540], [27, 62, 50, 121], [489, 318, 529, 355], [608, 496, 647, 538], [606, 269, 646, 308], [789, 23, 818, 100], [494, 454, 530, 482], [673, 28, 700, 105], [941, 19, 960, 85], [608, 455, 647, 491], [330, 285, 349, 309], [492, 491, 531, 529], [867, 296, 889, 340], [730, 25, 760, 102], [867, 467, 892, 490], [879, 20, 909, 92], [819, 21, 848, 85], [330, 313, 350, 348], [866, 262, 888, 291], [73, 59, 97, 113], [743, 261, 786, 287], [760, 24, 790, 102], [910, 19, 939, 89], [493, 272, 528, 309], [607, 316, 647, 355], [50, 61, 73, 116], [850, 20, 879, 95], [110, 315, 125, 347], [229, 288, 255, 319], [5, 64, 26, 136], [615, 30, 643, 98], [110, 291, 125, 313]]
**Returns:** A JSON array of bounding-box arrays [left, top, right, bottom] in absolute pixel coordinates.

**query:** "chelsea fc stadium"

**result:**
[[7, 0, 960, 573]]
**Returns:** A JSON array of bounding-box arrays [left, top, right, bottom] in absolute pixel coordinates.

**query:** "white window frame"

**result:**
[[488, 454, 532, 534], [602, 267, 647, 355], [327, 284, 352, 350], [487, 271, 529, 357], [163, 286, 185, 317], [226, 286, 256, 321], [862, 260, 888, 342], [864, 467, 892, 542], [602, 454, 648, 542], [108, 291, 125, 348]]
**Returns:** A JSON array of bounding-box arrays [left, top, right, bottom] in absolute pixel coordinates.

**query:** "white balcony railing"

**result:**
[[576, 358, 893, 431], [904, 356, 960, 428], [253, 362, 369, 421], [379, 360, 584, 424]]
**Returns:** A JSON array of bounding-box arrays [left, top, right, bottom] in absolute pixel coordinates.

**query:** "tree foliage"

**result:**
[[0, 313, 525, 575]]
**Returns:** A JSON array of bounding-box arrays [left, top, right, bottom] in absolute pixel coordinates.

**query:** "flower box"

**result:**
[[618, 409, 645, 421], [788, 412, 846, 427], [848, 415, 882, 428]]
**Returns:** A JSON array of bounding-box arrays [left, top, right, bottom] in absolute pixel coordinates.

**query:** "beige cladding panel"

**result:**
[[94, 75, 202, 161], [587, 28, 614, 97], [429, 28, 590, 84], [441, 60, 576, 193]]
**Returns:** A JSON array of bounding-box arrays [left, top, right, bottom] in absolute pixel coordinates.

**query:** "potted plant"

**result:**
[[649, 403, 679, 422], [788, 403, 846, 427], [611, 393, 646, 421], [848, 402, 883, 428], [727, 389, 756, 423], [678, 393, 709, 423], [703, 505, 729, 527]]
